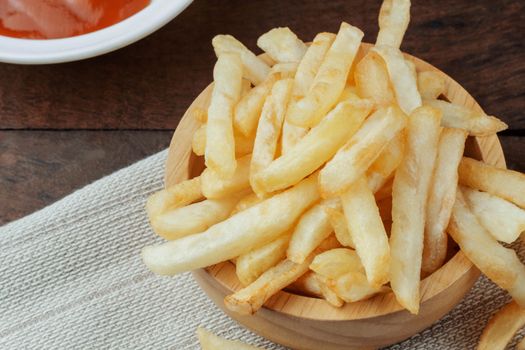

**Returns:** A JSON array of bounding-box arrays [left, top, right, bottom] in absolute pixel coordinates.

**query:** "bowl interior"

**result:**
[[164, 43, 506, 321]]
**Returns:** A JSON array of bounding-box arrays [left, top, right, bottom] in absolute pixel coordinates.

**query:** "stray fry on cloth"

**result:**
[[341, 177, 390, 287], [418, 70, 446, 100], [373, 45, 422, 114], [257, 27, 307, 63], [236, 232, 292, 286], [310, 248, 364, 279], [463, 186, 525, 244], [355, 51, 395, 106], [142, 174, 320, 275], [366, 132, 405, 193], [255, 99, 372, 194], [287, 22, 364, 127], [325, 207, 355, 248], [212, 34, 271, 85], [197, 327, 262, 350], [150, 195, 241, 240], [250, 79, 293, 196], [476, 301, 525, 350], [422, 128, 467, 276], [459, 156, 525, 209], [146, 176, 203, 220], [205, 53, 243, 178], [425, 99, 508, 136], [224, 236, 339, 315], [319, 105, 407, 197], [389, 106, 441, 314], [376, 0, 411, 49], [201, 154, 251, 199], [287, 199, 341, 264], [449, 189, 525, 307]]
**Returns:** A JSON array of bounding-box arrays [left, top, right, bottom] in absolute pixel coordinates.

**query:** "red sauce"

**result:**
[[0, 0, 150, 39]]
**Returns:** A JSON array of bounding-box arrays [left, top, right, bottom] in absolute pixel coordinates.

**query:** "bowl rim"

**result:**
[[0, 0, 193, 64], [164, 43, 506, 321]]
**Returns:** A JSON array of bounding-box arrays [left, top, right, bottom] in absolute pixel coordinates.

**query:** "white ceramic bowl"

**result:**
[[0, 0, 193, 64]]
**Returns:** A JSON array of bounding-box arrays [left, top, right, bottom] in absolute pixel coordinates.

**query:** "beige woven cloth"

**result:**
[[1, 150, 523, 350]]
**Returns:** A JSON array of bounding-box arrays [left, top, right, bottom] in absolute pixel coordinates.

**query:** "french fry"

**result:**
[[212, 35, 271, 85], [325, 207, 355, 248], [240, 78, 251, 97], [281, 121, 308, 155], [329, 271, 387, 303], [257, 27, 307, 63], [310, 248, 364, 279], [151, 195, 240, 240], [270, 62, 298, 79], [418, 71, 446, 100], [192, 124, 206, 156], [449, 189, 525, 307], [250, 79, 293, 195], [341, 177, 390, 287], [372, 46, 422, 114], [463, 186, 525, 244], [195, 125, 255, 157], [236, 232, 292, 286], [192, 106, 207, 124], [319, 105, 407, 198], [197, 327, 262, 350], [287, 199, 340, 263], [255, 99, 372, 194], [424, 99, 508, 136], [376, 0, 411, 49], [355, 51, 395, 106], [287, 271, 343, 307], [477, 301, 525, 350], [375, 177, 394, 202], [142, 174, 320, 275], [146, 176, 203, 220], [231, 192, 264, 214], [287, 23, 364, 127], [201, 154, 251, 199], [224, 236, 339, 315], [338, 85, 360, 102], [366, 132, 405, 193], [205, 53, 243, 178], [459, 157, 525, 209], [234, 74, 278, 137], [422, 128, 468, 276], [389, 106, 441, 314], [314, 273, 345, 307]]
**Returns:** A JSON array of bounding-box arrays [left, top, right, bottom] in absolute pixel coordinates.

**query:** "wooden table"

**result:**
[[1, 0, 523, 224]]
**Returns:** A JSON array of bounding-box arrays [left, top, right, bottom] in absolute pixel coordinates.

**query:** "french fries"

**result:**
[[477, 301, 525, 350], [250, 79, 293, 195], [255, 99, 372, 194], [449, 189, 525, 307], [287, 199, 339, 263], [205, 53, 243, 178], [201, 154, 251, 199], [459, 157, 525, 209], [463, 186, 525, 244], [372, 45, 421, 114], [366, 132, 405, 193], [257, 27, 307, 63], [287, 22, 364, 127], [330, 271, 387, 303], [422, 128, 468, 276], [389, 106, 441, 314], [224, 236, 339, 315], [354, 51, 395, 106], [145, 176, 202, 220], [341, 177, 390, 287], [325, 207, 355, 248], [319, 105, 407, 197], [231, 192, 264, 214], [192, 124, 206, 156], [418, 70, 446, 100], [142, 174, 319, 275], [376, 0, 411, 49], [212, 35, 271, 85], [197, 327, 262, 350], [150, 195, 240, 240], [425, 99, 508, 136], [310, 248, 363, 279], [236, 232, 292, 286]]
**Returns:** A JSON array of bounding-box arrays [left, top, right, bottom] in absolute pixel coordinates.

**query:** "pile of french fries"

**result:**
[[142, 0, 525, 348]]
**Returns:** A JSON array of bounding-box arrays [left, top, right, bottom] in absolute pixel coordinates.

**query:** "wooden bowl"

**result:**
[[164, 43, 506, 350]]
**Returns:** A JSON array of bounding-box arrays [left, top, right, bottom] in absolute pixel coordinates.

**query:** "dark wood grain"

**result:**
[[0, 0, 523, 130], [0, 131, 171, 224]]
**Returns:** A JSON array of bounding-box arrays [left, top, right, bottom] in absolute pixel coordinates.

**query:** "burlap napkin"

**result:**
[[1, 150, 523, 350]]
